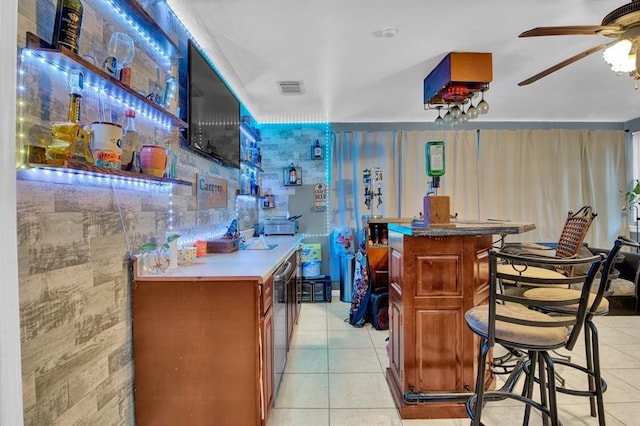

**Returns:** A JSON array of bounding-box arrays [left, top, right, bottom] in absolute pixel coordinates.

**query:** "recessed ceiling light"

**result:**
[[373, 27, 399, 38]]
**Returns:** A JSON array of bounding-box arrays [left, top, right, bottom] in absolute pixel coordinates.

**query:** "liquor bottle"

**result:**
[[48, 70, 91, 165], [313, 139, 322, 158], [256, 147, 262, 168], [52, 0, 84, 54], [288, 163, 297, 185], [121, 109, 138, 171]]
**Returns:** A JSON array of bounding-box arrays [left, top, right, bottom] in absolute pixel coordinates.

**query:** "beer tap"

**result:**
[[363, 168, 372, 210], [374, 167, 383, 209]]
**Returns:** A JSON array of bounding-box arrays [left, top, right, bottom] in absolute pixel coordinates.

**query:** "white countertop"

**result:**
[[134, 235, 304, 283]]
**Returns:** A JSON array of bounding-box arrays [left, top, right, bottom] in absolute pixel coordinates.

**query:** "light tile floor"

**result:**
[[268, 292, 640, 425]]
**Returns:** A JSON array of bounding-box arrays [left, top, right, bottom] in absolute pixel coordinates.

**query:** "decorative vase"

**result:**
[[139, 145, 166, 177], [139, 251, 170, 274]]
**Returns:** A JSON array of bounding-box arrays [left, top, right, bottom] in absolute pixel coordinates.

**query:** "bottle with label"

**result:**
[[239, 167, 250, 195], [288, 163, 297, 185], [48, 69, 91, 165], [52, 0, 84, 54], [121, 109, 138, 171], [313, 139, 322, 158]]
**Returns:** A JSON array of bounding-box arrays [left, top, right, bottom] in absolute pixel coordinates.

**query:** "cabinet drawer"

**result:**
[[262, 276, 273, 315]]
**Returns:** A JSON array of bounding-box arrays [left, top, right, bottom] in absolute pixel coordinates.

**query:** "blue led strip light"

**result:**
[[16, 54, 27, 168], [165, 7, 239, 100], [103, 0, 172, 66], [324, 122, 331, 235], [19, 167, 174, 192]]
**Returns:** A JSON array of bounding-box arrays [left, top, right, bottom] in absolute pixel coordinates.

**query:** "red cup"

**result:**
[[195, 240, 207, 257]]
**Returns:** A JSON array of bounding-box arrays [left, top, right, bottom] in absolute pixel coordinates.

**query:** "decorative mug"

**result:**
[[178, 247, 197, 265], [91, 122, 122, 169], [139, 145, 167, 177]]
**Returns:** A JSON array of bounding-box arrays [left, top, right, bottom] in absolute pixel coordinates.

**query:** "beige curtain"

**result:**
[[331, 128, 627, 249], [478, 129, 627, 247]]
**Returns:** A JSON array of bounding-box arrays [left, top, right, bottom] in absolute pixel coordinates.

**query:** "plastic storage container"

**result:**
[[301, 261, 321, 278], [339, 254, 355, 302], [302, 275, 332, 303]]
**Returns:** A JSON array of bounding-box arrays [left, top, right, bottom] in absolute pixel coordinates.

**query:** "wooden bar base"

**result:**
[[386, 369, 469, 419]]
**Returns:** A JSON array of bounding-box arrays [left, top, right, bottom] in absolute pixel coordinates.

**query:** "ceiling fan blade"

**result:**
[[518, 41, 618, 86], [519, 25, 621, 37]]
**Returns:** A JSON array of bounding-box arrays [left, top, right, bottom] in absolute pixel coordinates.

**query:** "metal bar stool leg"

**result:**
[[541, 351, 560, 426], [587, 319, 606, 426]]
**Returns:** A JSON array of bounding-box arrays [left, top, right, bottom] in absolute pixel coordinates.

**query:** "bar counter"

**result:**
[[385, 220, 535, 419], [387, 220, 536, 237], [134, 234, 303, 282]]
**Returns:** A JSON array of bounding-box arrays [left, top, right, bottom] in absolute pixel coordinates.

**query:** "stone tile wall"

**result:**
[[15, 1, 245, 424], [16, 2, 330, 424]]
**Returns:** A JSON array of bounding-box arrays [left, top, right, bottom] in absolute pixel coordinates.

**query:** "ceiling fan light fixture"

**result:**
[[603, 39, 636, 72]]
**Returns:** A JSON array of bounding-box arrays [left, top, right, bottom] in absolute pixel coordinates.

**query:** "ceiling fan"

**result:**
[[518, 0, 640, 86]]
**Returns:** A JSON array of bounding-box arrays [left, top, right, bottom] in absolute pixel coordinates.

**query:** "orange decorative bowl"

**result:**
[[139, 145, 166, 177]]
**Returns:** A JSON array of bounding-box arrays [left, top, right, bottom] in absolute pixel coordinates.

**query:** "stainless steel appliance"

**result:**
[[264, 216, 300, 235], [272, 259, 294, 397]]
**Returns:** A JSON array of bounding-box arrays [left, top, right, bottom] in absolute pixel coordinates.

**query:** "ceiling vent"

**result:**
[[277, 80, 305, 95]]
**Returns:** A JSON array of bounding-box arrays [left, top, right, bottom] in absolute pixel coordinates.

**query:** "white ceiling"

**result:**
[[167, 0, 640, 124]]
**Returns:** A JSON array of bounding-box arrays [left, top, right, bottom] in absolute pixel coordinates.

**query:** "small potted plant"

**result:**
[[622, 179, 640, 212], [138, 233, 180, 274]]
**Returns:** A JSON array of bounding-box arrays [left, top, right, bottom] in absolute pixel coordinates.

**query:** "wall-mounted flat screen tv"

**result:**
[[187, 39, 240, 169]]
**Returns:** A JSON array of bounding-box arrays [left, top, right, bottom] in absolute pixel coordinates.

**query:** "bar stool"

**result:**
[[492, 206, 597, 374], [465, 250, 603, 426], [522, 236, 640, 426]]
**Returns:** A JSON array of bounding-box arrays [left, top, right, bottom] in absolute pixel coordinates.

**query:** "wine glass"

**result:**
[[477, 89, 489, 114], [467, 100, 478, 119], [107, 32, 135, 78], [434, 106, 444, 125]]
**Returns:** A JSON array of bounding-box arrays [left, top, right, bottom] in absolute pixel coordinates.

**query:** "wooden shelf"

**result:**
[[25, 33, 187, 129], [18, 160, 192, 186]]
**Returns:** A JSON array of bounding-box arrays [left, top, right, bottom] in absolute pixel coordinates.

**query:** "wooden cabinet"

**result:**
[[363, 217, 413, 292], [386, 230, 493, 419], [132, 277, 274, 426]]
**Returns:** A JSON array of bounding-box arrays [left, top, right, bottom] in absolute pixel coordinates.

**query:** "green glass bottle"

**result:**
[[52, 0, 84, 54]]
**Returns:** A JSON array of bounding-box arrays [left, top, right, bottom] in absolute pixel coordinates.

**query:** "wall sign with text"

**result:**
[[196, 173, 228, 209], [313, 183, 328, 211]]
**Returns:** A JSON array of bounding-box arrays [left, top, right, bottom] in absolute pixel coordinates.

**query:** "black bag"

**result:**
[[368, 290, 389, 330]]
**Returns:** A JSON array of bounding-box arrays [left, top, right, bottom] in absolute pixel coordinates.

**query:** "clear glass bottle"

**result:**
[[165, 144, 177, 179], [121, 109, 138, 171], [162, 65, 178, 113]]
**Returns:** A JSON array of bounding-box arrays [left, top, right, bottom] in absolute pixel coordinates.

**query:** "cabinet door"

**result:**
[[261, 306, 274, 422], [388, 290, 403, 383]]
